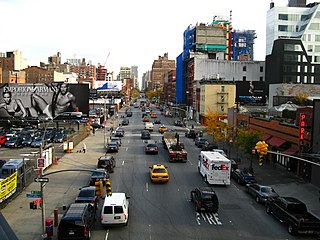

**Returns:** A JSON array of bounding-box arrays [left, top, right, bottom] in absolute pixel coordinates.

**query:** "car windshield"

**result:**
[[153, 168, 167, 173], [78, 189, 95, 197], [147, 144, 157, 148], [261, 187, 275, 193]]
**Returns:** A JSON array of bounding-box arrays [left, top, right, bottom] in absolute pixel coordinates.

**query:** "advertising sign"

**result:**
[[95, 81, 122, 92], [37, 158, 45, 168], [0, 83, 89, 119], [236, 81, 266, 105], [0, 172, 17, 203]]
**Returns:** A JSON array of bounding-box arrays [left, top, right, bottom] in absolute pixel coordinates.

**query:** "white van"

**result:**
[[144, 122, 154, 131], [198, 151, 231, 185], [100, 193, 130, 226]]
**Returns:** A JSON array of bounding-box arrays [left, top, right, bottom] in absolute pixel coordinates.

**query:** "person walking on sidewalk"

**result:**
[[82, 143, 86, 153]]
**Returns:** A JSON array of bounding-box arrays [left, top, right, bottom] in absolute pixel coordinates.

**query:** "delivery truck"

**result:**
[[198, 151, 231, 185]]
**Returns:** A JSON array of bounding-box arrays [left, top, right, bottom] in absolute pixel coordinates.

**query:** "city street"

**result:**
[[1, 103, 319, 240]]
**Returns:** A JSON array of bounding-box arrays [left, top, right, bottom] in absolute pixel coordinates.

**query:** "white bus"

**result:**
[[198, 151, 231, 185]]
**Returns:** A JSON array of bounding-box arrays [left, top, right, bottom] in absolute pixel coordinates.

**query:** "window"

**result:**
[[315, 46, 320, 52], [284, 54, 299, 62], [279, 14, 288, 20], [260, 66, 263, 72], [315, 11, 320, 19], [220, 96, 225, 102], [221, 86, 225, 92], [309, 23, 320, 30], [243, 76, 246, 81], [260, 76, 263, 81], [278, 25, 288, 32], [114, 206, 124, 214], [220, 106, 225, 112], [103, 206, 113, 214], [243, 66, 247, 71]]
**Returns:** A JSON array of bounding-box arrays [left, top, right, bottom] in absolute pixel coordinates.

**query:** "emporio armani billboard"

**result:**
[[0, 83, 89, 120]]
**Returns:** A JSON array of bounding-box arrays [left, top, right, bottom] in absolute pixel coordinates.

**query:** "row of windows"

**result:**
[[283, 75, 315, 84], [278, 12, 314, 21]]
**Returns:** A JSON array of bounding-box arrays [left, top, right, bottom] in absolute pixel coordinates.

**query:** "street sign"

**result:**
[[37, 158, 45, 168], [26, 193, 41, 198], [31, 190, 41, 195], [34, 177, 49, 183]]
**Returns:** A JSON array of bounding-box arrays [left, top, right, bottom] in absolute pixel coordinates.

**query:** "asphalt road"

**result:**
[[2, 103, 317, 240]]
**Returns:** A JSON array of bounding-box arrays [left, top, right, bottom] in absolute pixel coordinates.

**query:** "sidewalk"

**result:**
[[1, 117, 118, 240]]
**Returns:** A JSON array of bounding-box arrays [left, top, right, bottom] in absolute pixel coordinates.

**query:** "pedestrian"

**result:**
[[82, 143, 86, 153], [92, 127, 95, 135]]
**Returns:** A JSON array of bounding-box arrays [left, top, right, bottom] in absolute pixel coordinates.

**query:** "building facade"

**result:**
[[151, 53, 175, 90]]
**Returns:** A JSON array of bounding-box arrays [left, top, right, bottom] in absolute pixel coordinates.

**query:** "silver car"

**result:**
[[246, 183, 279, 204]]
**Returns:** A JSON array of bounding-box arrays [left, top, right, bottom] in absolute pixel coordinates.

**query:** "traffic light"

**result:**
[[95, 180, 104, 197], [105, 179, 112, 197]]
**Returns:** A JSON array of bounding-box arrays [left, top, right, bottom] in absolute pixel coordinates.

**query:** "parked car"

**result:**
[[30, 137, 43, 148], [106, 142, 119, 153], [145, 143, 159, 154], [4, 136, 23, 148], [143, 116, 150, 122], [246, 183, 279, 203], [54, 133, 67, 143], [97, 155, 116, 173], [114, 128, 124, 137], [121, 118, 129, 125], [0, 135, 7, 146], [110, 137, 121, 147], [195, 137, 208, 148], [126, 111, 132, 117], [231, 168, 257, 185], [154, 119, 161, 124], [141, 130, 151, 140], [75, 186, 99, 210], [149, 164, 169, 183], [89, 169, 109, 186], [57, 203, 96, 240], [22, 136, 33, 147], [201, 143, 219, 151], [91, 122, 105, 129], [190, 187, 219, 213]]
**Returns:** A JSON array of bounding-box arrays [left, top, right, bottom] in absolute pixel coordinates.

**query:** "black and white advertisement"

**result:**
[[0, 83, 89, 120], [236, 81, 267, 105]]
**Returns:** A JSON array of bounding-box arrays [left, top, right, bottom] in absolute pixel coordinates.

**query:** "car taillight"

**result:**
[[155, 147, 158, 150], [100, 216, 103, 220], [110, 165, 113, 169], [90, 200, 95, 203], [124, 214, 127, 220], [146, 147, 149, 150], [83, 227, 87, 236]]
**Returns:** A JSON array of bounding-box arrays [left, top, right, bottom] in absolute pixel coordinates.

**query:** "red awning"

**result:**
[[282, 145, 299, 155], [267, 137, 287, 147], [262, 134, 272, 141]]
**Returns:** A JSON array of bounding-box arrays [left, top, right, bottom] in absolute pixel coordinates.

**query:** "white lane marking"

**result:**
[[146, 182, 149, 192], [104, 229, 109, 240], [126, 147, 128, 151], [207, 213, 216, 225], [188, 159, 193, 165], [122, 160, 125, 166], [205, 213, 213, 224], [149, 224, 152, 240], [213, 213, 222, 225], [196, 212, 201, 225], [201, 212, 207, 223], [127, 140, 130, 144]]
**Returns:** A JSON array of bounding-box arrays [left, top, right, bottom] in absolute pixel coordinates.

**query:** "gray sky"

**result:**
[[0, 0, 288, 79]]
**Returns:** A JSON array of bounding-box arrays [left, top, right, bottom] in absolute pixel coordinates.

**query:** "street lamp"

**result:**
[[103, 96, 108, 148]]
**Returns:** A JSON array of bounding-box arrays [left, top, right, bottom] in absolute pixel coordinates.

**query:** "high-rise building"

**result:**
[[265, 0, 320, 89]]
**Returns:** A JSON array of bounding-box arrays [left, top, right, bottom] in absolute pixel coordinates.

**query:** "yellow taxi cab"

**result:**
[[158, 125, 168, 133], [143, 116, 150, 122], [149, 164, 169, 183], [151, 113, 157, 118]]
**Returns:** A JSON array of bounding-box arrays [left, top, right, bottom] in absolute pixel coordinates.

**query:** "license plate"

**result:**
[[114, 216, 121, 219], [69, 231, 75, 235]]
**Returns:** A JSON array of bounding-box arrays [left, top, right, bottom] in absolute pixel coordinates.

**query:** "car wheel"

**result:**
[[287, 222, 296, 235], [195, 204, 200, 212], [255, 196, 260, 203], [86, 228, 91, 240], [266, 204, 271, 214], [204, 175, 208, 184]]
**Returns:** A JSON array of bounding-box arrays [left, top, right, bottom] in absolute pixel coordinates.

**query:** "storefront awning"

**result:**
[[262, 134, 272, 141], [267, 136, 287, 147], [282, 145, 299, 155]]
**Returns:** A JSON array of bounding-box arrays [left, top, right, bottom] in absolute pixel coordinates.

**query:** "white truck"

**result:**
[[198, 151, 231, 185]]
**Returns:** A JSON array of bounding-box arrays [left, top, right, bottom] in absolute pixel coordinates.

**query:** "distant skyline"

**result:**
[[0, 0, 288, 81]]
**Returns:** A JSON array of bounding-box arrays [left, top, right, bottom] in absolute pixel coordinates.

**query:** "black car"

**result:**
[[75, 186, 99, 210], [57, 203, 96, 240], [185, 129, 197, 138], [246, 183, 279, 204], [231, 168, 257, 185], [106, 142, 119, 153], [154, 119, 161, 124], [141, 130, 151, 139], [201, 143, 219, 151], [190, 187, 219, 213], [195, 137, 208, 148], [126, 111, 133, 117], [97, 155, 116, 173], [121, 118, 129, 125], [145, 143, 159, 154], [91, 122, 105, 129], [89, 169, 109, 186], [174, 120, 184, 127]]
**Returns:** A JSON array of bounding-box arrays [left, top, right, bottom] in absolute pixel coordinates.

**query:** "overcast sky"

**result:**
[[0, 0, 288, 81]]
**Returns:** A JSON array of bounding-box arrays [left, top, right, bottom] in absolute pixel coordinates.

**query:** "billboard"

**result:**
[[236, 81, 266, 105], [0, 83, 89, 120], [95, 81, 122, 91]]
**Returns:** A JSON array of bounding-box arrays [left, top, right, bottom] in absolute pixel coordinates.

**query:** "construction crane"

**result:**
[[104, 52, 110, 67]]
